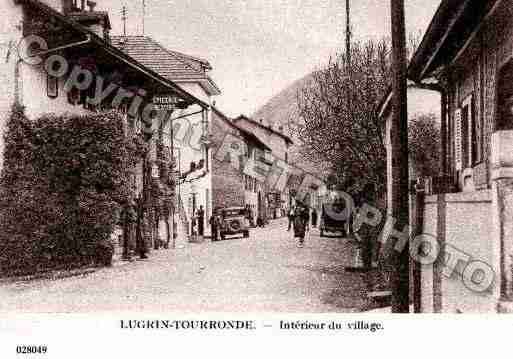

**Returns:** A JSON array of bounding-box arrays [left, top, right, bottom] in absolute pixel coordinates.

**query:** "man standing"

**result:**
[[311, 208, 318, 228], [293, 203, 310, 248], [210, 210, 219, 242], [197, 205, 205, 237]]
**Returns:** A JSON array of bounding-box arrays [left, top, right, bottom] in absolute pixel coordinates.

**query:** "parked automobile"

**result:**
[[218, 207, 250, 240], [320, 202, 348, 237]]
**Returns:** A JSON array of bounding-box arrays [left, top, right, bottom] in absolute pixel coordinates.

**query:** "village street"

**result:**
[[0, 218, 371, 313]]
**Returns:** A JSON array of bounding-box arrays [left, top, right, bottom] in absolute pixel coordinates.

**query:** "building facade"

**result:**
[[234, 115, 294, 220], [403, 0, 513, 312], [2, 0, 206, 258], [210, 108, 271, 224], [111, 35, 220, 241]]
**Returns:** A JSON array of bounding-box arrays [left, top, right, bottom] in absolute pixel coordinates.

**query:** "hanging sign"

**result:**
[[455, 108, 463, 171], [153, 96, 178, 111]]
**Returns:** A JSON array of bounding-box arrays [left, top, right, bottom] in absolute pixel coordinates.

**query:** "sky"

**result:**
[[98, 0, 441, 117]]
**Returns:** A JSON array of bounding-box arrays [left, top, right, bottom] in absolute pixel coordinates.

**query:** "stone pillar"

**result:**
[[490, 131, 513, 312]]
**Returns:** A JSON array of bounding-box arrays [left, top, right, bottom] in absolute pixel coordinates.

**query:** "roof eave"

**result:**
[[20, 0, 207, 109], [235, 115, 293, 145], [408, 0, 499, 82], [212, 107, 271, 151]]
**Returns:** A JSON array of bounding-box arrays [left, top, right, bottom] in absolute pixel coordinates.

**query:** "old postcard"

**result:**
[[0, 0, 510, 357]]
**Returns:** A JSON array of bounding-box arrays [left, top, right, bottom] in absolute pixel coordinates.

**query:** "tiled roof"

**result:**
[[111, 36, 212, 82], [234, 115, 294, 145], [211, 107, 271, 151]]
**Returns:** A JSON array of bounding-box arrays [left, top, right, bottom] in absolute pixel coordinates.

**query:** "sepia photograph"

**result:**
[[0, 1, 512, 355]]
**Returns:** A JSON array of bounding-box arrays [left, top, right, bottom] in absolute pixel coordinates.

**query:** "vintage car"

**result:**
[[217, 207, 250, 240]]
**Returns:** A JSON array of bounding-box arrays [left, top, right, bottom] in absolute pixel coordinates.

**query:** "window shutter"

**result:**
[[454, 108, 463, 171], [472, 95, 482, 164]]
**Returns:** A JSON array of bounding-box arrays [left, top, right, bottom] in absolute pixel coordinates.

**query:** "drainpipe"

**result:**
[[15, 35, 92, 105]]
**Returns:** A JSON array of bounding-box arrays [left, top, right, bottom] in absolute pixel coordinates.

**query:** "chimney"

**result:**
[[66, 0, 111, 40], [87, 1, 97, 11]]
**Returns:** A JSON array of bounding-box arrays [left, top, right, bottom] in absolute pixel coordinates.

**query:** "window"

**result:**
[[456, 94, 479, 170], [46, 74, 58, 98], [462, 95, 479, 167]]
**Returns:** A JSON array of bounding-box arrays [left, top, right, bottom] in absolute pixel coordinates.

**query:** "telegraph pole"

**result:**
[[121, 6, 127, 36], [142, 0, 146, 35], [345, 0, 351, 68], [390, 0, 410, 313]]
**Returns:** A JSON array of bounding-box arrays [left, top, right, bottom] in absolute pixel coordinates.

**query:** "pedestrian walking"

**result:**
[[197, 205, 205, 236], [287, 206, 295, 231], [311, 208, 318, 227], [293, 203, 310, 248], [210, 212, 219, 242], [191, 214, 197, 236]]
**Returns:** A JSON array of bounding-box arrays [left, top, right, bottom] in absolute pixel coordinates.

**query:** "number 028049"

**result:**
[[16, 346, 47, 355]]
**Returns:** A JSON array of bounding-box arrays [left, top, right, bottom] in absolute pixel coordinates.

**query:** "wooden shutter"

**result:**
[[454, 108, 463, 171]]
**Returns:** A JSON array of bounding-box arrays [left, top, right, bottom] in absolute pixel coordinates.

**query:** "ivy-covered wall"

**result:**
[[0, 105, 137, 275]]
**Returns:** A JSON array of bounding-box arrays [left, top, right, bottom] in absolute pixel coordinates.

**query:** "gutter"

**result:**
[[20, 34, 92, 62]]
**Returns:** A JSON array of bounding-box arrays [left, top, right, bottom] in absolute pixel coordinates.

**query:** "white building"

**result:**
[[1, 0, 206, 255], [112, 36, 221, 241]]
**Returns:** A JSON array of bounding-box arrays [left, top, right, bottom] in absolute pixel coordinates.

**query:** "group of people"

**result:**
[[287, 203, 317, 248]]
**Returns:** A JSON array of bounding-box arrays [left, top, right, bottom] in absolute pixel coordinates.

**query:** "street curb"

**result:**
[[0, 267, 97, 285]]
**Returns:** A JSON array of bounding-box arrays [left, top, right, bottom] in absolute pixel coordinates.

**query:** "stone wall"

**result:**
[[421, 191, 498, 313]]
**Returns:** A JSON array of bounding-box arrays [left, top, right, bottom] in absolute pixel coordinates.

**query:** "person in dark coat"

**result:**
[[210, 212, 219, 242], [197, 205, 205, 236], [287, 206, 294, 231], [311, 208, 318, 227], [293, 204, 310, 247]]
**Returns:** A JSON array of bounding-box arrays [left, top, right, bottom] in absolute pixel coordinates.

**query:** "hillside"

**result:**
[[252, 74, 330, 178]]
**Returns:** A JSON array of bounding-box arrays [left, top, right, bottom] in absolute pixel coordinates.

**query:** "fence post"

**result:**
[[413, 182, 425, 313]]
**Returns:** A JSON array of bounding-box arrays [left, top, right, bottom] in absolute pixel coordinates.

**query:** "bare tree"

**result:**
[[409, 113, 441, 178], [296, 39, 391, 195]]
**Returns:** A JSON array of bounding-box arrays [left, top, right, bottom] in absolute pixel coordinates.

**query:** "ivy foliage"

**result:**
[[0, 105, 137, 275]]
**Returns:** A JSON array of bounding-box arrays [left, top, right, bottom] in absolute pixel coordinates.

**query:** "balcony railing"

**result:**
[[419, 176, 457, 195]]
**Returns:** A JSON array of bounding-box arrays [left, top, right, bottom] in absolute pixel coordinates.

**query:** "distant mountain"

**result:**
[[252, 74, 313, 135], [252, 73, 330, 178]]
